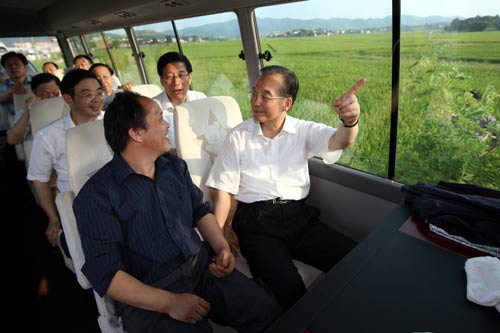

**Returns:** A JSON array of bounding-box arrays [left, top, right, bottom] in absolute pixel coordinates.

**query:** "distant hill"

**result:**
[[162, 15, 461, 39], [0, 15, 464, 46]]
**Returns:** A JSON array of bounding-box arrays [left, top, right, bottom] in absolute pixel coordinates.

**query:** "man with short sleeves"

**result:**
[[207, 65, 365, 310], [27, 69, 105, 246]]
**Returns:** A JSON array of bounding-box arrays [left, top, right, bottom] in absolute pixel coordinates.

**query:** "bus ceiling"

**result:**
[[0, 0, 303, 38]]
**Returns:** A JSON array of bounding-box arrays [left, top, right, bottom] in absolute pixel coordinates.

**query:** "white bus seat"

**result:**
[[28, 97, 70, 192], [174, 96, 325, 288], [11, 93, 33, 161], [130, 84, 163, 98], [13, 92, 34, 113], [55, 119, 120, 332], [30, 96, 69, 138]]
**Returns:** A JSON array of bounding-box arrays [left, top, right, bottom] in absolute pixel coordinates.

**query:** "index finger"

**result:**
[[345, 78, 366, 96]]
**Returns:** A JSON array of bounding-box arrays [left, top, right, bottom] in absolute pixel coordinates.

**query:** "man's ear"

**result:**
[[283, 97, 293, 112], [128, 127, 144, 143], [62, 93, 73, 107]]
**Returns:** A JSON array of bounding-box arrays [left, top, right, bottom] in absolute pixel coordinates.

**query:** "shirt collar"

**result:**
[[251, 113, 298, 137], [5, 74, 33, 87], [112, 153, 171, 184]]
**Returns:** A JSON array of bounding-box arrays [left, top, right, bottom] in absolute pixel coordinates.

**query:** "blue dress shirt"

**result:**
[[74, 153, 211, 296]]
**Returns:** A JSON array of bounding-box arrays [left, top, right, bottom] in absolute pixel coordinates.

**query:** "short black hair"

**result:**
[[260, 65, 300, 103], [42, 61, 59, 70], [72, 54, 93, 65], [60, 69, 99, 96], [1, 51, 28, 67], [104, 91, 148, 153], [31, 73, 61, 91], [156, 51, 193, 76], [89, 63, 115, 76]]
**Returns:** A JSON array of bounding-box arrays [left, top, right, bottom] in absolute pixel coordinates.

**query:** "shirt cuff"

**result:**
[[322, 149, 343, 164]]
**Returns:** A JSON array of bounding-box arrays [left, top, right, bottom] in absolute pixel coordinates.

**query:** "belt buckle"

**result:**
[[272, 198, 288, 205]]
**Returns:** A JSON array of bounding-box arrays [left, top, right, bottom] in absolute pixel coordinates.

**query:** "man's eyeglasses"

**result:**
[[163, 72, 190, 83], [74, 90, 106, 100], [249, 92, 288, 104]]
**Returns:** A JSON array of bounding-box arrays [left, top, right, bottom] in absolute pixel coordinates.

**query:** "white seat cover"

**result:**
[[130, 84, 163, 98], [55, 119, 120, 332]]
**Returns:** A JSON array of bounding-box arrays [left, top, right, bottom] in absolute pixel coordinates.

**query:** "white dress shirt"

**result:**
[[27, 111, 104, 193], [153, 90, 207, 148], [206, 115, 343, 203]]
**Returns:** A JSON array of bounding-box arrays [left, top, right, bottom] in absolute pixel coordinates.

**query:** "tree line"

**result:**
[[446, 15, 500, 32]]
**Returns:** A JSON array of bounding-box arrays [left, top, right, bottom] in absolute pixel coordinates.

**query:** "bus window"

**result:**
[[398, 1, 500, 189], [133, 22, 179, 87], [133, 13, 250, 117], [68, 36, 85, 58], [255, 0, 392, 178], [0, 36, 65, 74], [82, 30, 140, 86]]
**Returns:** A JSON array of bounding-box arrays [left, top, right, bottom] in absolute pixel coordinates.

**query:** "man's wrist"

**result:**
[[339, 116, 359, 128]]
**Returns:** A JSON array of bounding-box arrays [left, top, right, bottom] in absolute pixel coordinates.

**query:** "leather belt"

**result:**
[[256, 198, 302, 205]]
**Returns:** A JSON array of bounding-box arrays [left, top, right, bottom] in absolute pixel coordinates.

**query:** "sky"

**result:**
[[139, 0, 500, 30], [257, 0, 499, 20]]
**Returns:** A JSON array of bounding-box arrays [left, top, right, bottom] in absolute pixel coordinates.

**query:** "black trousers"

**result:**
[[233, 199, 356, 311], [120, 243, 281, 333]]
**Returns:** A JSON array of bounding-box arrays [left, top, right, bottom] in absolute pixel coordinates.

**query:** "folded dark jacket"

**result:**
[[402, 182, 500, 247]]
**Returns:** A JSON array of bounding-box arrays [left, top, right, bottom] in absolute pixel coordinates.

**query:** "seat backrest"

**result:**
[[67, 119, 114, 195], [30, 96, 70, 138], [56, 119, 122, 332], [174, 96, 243, 201], [131, 84, 163, 98], [13, 92, 33, 114]]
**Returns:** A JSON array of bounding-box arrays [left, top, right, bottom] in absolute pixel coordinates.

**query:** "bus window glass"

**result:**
[[170, 13, 250, 117], [255, 0, 392, 178], [133, 22, 179, 87], [68, 36, 85, 58], [135, 13, 249, 116], [101, 29, 141, 86], [399, 1, 500, 189], [83, 33, 112, 67], [0, 36, 65, 75]]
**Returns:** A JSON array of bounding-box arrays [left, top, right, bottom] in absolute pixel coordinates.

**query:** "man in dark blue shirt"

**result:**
[[73, 91, 281, 333]]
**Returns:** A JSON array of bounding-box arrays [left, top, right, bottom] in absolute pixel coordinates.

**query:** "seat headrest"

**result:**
[[66, 119, 113, 195], [30, 96, 69, 137]]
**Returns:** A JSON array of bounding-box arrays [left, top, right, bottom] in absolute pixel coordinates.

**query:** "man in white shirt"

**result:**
[[207, 65, 365, 310], [153, 52, 206, 154], [27, 69, 105, 247]]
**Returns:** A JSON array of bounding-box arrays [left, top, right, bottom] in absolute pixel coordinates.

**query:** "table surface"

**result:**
[[265, 203, 500, 333]]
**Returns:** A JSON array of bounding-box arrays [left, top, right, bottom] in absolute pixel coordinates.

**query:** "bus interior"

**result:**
[[1, 0, 498, 332]]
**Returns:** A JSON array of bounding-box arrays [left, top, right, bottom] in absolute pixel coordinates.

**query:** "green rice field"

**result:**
[[34, 30, 500, 188]]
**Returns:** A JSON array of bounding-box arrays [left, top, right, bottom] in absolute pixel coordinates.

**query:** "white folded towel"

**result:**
[[464, 256, 500, 313]]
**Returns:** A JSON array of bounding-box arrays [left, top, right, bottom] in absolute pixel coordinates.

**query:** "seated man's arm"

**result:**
[[212, 188, 240, 256], [7, 104, 33, 144], [212, 189, 232, 229], [107, 270, 210, 325], [329, 78, 366, 151], [0, 87, 13, 103], [197, 213, 235, 278], [32, 180, 60, 247]]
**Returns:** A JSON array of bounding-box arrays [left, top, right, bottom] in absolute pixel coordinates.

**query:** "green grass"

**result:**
[[32, 30, 500, 188]]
